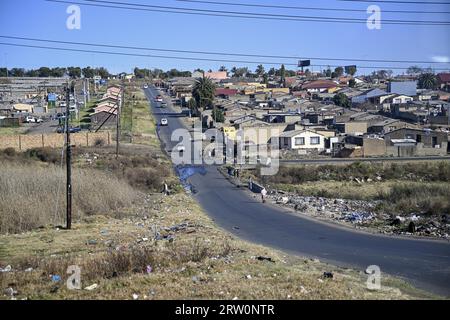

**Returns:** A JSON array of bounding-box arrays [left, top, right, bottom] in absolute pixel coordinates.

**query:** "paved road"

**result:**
[[144, 86, 450, 296], [25, 119, 59, 134]]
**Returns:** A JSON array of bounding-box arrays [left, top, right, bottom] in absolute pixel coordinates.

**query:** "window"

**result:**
[[310, 136, 320, 145], [295, 137, 305, 146]]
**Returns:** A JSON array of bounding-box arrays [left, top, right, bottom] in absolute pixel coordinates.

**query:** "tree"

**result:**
[[349, 79, 356, 88], [232, 67, 248, 78], [262, 73, 269, 85], [268, 67, 276, 76], [346, 66, 357, 76], [50, 67, 66, 77], [134, 67, 146, 79], [82, 67, 95, 78], [334, 67, 344, 77], [96, 67, 110, 79], [407, 66, 423, 75], [255, 64, 265, 77], [325, 68, 332, 78], [0, 68, 7, 77], [26, 69, 39, 77], [212, 107, 224, 123], [192, 76, 216, 113], [279, 64, 286, 86], [188, 98, 198, 117], [219, 66, 227, 72], [418, 73, 437, 89], [333, 93, 351, 108], [331, 72, 338, 79], [67, 67, 81, 79], [38, 67, 51, 77], [10, 68, 25, 77]]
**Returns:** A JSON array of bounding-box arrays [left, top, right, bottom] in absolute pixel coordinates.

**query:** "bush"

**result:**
[[24, 147, 61, 164]]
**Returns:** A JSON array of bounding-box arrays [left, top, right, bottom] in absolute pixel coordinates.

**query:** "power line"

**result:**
[[176, 0, 450, 14], [1, 41, 449, 71], [1, 35, 447, 64], [45, 0, 450, 25], [338, 0, 450, 5]]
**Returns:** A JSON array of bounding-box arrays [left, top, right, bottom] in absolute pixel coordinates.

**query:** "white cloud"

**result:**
[[431, 56, 450, 63]]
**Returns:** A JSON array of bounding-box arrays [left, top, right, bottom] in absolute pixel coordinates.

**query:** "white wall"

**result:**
[[286, 131, 325, 150]]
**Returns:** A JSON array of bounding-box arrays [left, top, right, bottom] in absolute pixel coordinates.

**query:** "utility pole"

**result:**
[[65, 84, 72, 230], [116, 81, 123, 159]]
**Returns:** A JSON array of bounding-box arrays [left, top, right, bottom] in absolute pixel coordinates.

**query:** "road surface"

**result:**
[[144, 86, 450, 296]]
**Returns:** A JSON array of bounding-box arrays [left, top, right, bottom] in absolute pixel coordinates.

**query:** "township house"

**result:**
[[90, 86, 122, 128], [279, 129, 325, 151]]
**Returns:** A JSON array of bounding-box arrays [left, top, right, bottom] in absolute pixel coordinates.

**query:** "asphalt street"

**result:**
[[144, 86, 450, 296]]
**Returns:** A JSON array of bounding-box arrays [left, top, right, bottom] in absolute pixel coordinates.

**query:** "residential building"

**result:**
[[279, 129, 326, 151]]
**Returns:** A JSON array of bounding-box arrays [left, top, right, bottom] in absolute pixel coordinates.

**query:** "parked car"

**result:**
[[155, 95, 163, 102], [161, 102, 167, 108], [24, 116, 36, 123], [57, 126, 81, 134], [160, 118, 168, 126], [143, 84, 148, 89], [35, 117, 43, 123]]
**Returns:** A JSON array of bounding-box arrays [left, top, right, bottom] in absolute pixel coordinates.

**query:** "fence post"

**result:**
[[42, 134, 45, 148], [18, 135, 21, 151]]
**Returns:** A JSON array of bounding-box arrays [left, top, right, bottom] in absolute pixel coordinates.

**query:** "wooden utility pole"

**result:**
[[65, 84, 72, 230], [116, 81, 123, 159]]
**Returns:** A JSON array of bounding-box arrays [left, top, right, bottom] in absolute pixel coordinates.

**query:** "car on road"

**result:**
[[161, 102, 167, 108], [57, 126, 82, 134], [143, 84, 148, 89], [155, 95, 163, 102], [160, 118, 168, 126]]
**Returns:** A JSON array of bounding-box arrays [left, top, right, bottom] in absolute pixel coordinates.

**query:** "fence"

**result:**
[[0, 131, 111, 151]]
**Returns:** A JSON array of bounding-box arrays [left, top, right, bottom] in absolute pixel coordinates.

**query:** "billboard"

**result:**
[[48, 93, 57, 102], [298, 60, 311, 68], [345, 65, 357, 74]]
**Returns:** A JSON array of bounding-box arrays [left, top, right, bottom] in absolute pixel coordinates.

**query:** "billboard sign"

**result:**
[[298, 60, 311, 68]]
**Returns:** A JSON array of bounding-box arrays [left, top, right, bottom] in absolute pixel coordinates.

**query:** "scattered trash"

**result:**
[[146, 265, 153, 274], [0, 265, 12, 273], [24, 267, 33, 272], [323, 272, 334, 279], [408, 221, 416, 233], [232, 296, 238, 300], [246, 275, 252, 279], [51, 275, 61, 282], [132, 294, 139, 300], [4, 287, 17, 296], [300, 286, 308, 294], [87, 239, 97, 245], [84, 283, 98, 291], [192, 276, 199, 283], [318, 279, 324, 283]]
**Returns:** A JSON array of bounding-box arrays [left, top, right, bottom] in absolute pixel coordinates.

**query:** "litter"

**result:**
[[84, 283, 98, 291], [51, 275, 61, 282], [0, 265, 12, 272], [146, 265, 153, 274]]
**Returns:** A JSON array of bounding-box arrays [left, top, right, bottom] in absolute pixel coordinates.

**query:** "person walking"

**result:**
[[261, 188, 267, 203]]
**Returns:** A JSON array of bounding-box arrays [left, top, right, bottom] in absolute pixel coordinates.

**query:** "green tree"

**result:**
[[325, 68, 332, 78], [219, 66, 227, 72], [192, 76, 216, 113], [418, 73, 437, 89], [349, 78, 356, 88], [346, 66, 357, 76], [212, 107, 224, 123], [50, 67, 66, 77], [96, 67, 110, 79], [25, 69, 39, 77], [82, 67, 95, 78], [188, 98, 198, 117], [255, 64, 265, 77], [407, 66, 423, 75], [268, 67, 276, 76], [334, 67, 344, 77], [10, 68, 25, 77], [67, 67, 81, 79], [262, 73, 269, 85], [333, 93, 351, 108], [280, 64, 286, 86], [38, 67, 51, 77], [0, 68, 7, 77]]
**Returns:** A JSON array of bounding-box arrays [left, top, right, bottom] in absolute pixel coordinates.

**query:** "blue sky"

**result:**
[[0, 0, 449, 75]]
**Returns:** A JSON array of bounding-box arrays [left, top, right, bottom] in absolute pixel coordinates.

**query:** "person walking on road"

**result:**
[[261, 188, 267, 203]]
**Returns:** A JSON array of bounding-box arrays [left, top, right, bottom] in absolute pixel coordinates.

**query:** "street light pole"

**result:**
[[65, 84, 72, 230]]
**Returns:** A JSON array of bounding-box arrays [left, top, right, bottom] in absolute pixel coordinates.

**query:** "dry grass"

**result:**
[[0, 162, 140, 234], [0, 193, 436, 300]]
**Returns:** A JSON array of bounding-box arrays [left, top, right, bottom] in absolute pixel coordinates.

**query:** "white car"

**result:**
[[160, 118, 168, 126], [143, 84, 148, 89], [24, 116, 36, 123]]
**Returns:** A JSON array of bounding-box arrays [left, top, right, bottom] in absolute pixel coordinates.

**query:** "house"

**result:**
[[437, 73, 450, 92], [351, 88, 387, 104], [262, 112, 301, 124], [301, 80, 339, 93], [91, 109, 117, 127], [334, 121, 368, 135], [385, 128, 448, 155], [215, 88, 239, 98], [384, 94, 414, 105], [279, 129, 326, 151], [368, 119, 415, 134], [204, 71, 228, 81], [387, 81, 417, 96], [13, 103, 34, 113]]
